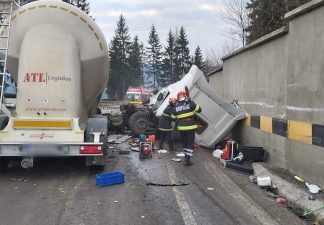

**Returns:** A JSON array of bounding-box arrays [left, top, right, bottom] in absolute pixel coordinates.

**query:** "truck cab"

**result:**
[[149, 66, 247, 148]]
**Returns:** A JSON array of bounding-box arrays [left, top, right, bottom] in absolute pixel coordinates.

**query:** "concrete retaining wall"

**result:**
[[209, 0, 324, 187]]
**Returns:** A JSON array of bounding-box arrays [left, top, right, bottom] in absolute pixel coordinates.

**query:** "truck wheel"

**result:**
[[0, 116, 9, 130], [129, 111, 151, 136], [0, 157, 10, 173]]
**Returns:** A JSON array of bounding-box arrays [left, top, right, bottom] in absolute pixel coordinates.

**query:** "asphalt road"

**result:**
[[0, 142, 307, 225]]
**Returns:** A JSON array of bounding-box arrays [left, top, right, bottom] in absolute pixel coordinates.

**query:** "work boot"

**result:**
[[184, 155, 193, 166]]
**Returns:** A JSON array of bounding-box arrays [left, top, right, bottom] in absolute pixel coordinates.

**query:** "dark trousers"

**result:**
[[158, 130, 173, 150], [180, 130, 195, 150]]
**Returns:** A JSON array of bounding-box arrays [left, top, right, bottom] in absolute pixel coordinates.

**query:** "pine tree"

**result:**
[[128, 36, 144, 87], [61, 0, 90, 14], [146, 25, 164, 89], [162, 30, 176, 84], [175, 26, 191, 80], [193, 45, 204, 70], [108, 15, 131, 100], [246, 0, 287, 43]]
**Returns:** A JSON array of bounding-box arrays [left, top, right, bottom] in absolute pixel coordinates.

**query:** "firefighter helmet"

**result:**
[[177, 91, 187, 101]]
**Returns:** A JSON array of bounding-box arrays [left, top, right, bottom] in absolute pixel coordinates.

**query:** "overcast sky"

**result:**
[[90, 0, 231, 57]]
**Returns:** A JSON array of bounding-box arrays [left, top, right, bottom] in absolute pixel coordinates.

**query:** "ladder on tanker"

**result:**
[[0, 0, 19, 116]]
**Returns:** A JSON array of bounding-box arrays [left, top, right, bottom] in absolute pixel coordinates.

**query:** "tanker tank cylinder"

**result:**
[[2, 0, 109, 125]]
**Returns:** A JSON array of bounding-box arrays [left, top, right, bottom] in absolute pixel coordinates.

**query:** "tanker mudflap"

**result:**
[[86, 155, 106, 166]]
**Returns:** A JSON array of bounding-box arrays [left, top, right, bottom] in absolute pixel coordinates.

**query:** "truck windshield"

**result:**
[[126, 93, 141, 101], [152, 89, 169, 111]]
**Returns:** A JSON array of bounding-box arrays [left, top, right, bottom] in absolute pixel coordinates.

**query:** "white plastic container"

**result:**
[[257, 177, 271, 187]]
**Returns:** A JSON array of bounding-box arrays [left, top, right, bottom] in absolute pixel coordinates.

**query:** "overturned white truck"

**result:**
[[0, 1, 109, 170], [132, 66, 247, 148]]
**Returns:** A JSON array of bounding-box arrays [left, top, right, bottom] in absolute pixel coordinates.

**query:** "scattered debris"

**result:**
[[206, 187, 214, 191], [171, 158, 181, 162], [18, 178, 27, 182], [108, 135, 132, 144], [224, 161, 254, 175], [302, 204, 324, 218], [294, 175, 305, 183], [10, 178, 29, 182], [140, 142, 153, 159], [130, 138, 140, 152], [158, 150, 168, 154], [130, 146, 140, 152], [268, 185, 278, 195], [58, 187, 66, 193], [308, 194, 316, 201], [118, 149, 131, 154], [314, 218, 324, 225], [257, 177, 271, 187], [176, 153, 185, 158], [276, 197, 288, 205], [306, 183, 321, 194], [238, 146, 266, 162], [147, 182, 189, 187], [233, 152, 244, 163], [249, 175, 257, 184], [266, 192, 279, 199], [212, 149, 223, 159]]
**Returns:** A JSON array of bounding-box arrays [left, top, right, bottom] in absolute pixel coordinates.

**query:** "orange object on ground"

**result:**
[[148, 135, 156, 144], [222, 148, 230, 160]]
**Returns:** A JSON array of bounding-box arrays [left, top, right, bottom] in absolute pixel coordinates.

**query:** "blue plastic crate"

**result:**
[[96, 171, 125, 187]]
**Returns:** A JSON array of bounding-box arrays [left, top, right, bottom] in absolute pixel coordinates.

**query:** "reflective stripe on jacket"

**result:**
[[172, 100, 201, 131], [158, 104, 174, 131]]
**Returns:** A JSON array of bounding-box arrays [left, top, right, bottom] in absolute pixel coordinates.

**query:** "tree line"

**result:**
[[222, 0, 311, 47], [108, 15, 205, 100]]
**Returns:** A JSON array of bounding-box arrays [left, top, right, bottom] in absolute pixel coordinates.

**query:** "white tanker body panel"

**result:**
[[0, 1, 109, 168]]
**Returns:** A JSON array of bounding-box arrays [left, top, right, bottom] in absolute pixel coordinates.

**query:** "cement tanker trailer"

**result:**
[[0, 1, 109, 170]]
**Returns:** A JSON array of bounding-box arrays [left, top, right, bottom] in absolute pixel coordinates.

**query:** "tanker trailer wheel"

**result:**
[[129, 111, 152, 136], [0, 157, 10, 173]]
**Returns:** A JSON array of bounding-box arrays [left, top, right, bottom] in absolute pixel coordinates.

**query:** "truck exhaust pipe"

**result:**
[[21, 158, 33, 169]]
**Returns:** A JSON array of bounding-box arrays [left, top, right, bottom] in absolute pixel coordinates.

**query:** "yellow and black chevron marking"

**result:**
[[243, 115, 324, 147], [9, 3, 104, 51]]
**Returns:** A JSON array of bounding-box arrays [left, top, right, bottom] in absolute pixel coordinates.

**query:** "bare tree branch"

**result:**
[[221, 0, 249, 47]]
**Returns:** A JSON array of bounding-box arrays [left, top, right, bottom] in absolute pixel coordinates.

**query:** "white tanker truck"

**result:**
[[0, 0, 109, 170]]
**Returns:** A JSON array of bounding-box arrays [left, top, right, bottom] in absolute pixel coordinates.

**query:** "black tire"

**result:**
[[0, 116, 9, 130], [129, 111, 152, 136], [0, 157, 10, 173]]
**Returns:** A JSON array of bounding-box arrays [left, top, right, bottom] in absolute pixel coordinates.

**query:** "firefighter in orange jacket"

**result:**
[[172, 91, 202, 166]]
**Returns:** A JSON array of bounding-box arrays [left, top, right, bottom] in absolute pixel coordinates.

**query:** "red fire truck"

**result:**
[[125, 87, 151, 105]]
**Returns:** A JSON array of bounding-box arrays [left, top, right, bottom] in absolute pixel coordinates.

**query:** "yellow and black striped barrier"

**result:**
[[243, 115, 323, 147]]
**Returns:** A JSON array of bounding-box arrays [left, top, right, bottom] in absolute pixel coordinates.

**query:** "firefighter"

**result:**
[[157, 98, 177, 151], [172, 91, 202, 166]]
